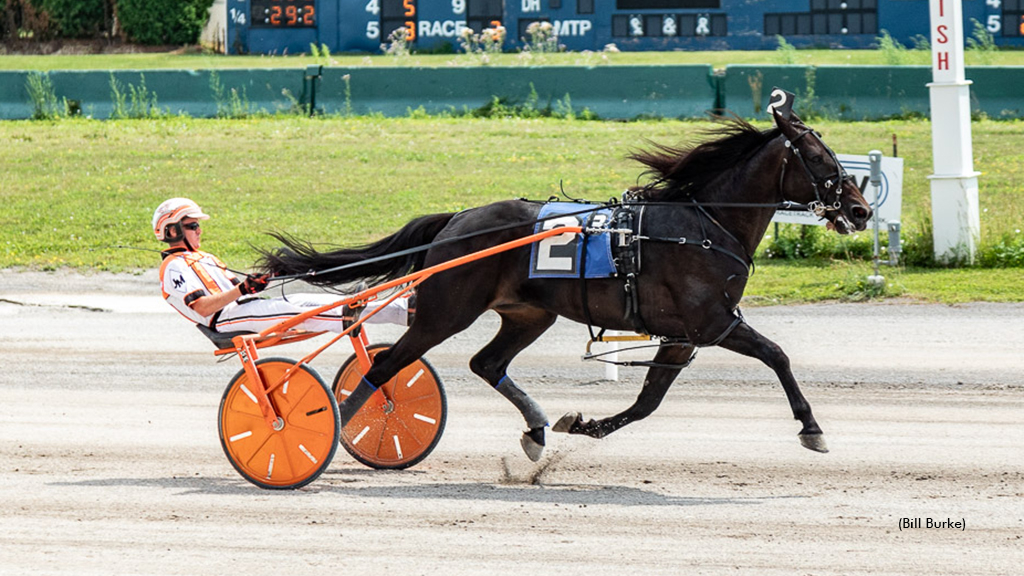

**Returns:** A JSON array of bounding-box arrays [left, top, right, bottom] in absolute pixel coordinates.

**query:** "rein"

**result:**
[[271, 198, 813, 283]]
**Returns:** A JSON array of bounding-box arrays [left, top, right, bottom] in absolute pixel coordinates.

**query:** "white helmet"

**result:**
[[152, 198, 210, 242]]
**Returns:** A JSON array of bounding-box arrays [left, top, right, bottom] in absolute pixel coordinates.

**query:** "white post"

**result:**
[[928, 0, 981, 263], [604, 332, 619, 381]]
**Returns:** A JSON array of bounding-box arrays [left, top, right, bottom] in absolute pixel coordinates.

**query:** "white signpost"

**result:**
[[928, 0, 981, 263]]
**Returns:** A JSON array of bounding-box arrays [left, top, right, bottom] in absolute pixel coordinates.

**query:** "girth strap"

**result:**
[[578, 205, 648, 339], [611, 205, 648, 335]]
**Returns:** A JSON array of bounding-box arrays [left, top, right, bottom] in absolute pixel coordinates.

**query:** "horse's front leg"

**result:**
[[716, 322, 828, 453], [552, 342, 696, 439]]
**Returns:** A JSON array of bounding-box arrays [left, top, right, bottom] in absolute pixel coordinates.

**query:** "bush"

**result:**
[[117, 0, 213, 45], [978, 232, 1024, 268], [33, 0, 105, 38], [2, 0, 53, 40]]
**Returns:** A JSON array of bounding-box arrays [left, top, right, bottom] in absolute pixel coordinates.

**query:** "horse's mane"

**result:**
[[628, 115, 781, 202]]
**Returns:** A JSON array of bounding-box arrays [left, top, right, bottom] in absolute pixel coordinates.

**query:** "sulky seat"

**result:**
[[196, 323, 255, 350]]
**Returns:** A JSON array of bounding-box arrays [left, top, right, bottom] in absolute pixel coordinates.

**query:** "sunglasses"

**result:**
[[181, 222, 201, 231]]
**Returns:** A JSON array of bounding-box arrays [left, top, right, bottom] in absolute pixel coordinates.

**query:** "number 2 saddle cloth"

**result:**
[[528, 202, 639, 280]]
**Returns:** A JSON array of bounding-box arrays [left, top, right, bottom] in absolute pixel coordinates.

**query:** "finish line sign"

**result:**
[[772, 154, 904, 226]]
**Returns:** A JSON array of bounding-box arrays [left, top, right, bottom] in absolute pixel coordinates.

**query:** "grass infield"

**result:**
[[3, 48, 1024, 71], [2, 116, 1021, 304]]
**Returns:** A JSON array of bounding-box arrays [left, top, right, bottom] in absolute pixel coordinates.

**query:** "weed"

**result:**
[[26, 71, 66, 120], [775, 36, 797, 65], [835, 269, 894, 301], [309, 42, 334, 66], [382, 27, 411, 58], [523, 21, 560, 54], [109, 73, 164, 119], [797, 66, 821, 119], [458, 25, 506, 56], [876, 30, 907, 66], [342, 73, 353, 117], [763, 224, 825, 260], [978, 230, 1024, 267], [966, 19, 998, 65], [465, 84, 597, 121], [210, 70, 260, 118], [279, 88, 307, 115], [894, 217, 934, 267]]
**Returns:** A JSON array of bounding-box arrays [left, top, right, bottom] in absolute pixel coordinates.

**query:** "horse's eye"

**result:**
[[811, 155, 824, 164]]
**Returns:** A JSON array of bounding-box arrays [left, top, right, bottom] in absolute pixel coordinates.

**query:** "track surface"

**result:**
[[1, 271, 1022, 575]]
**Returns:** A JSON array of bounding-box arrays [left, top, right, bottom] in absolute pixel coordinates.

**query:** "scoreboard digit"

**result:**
[[381, 0, 418, 42], [251, 0, 316, 28]]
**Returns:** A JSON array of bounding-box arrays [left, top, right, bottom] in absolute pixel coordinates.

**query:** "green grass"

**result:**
[[2, 115, 1021, 303], [3, 48, 1024, 71], [745, 260, 1024, 304]]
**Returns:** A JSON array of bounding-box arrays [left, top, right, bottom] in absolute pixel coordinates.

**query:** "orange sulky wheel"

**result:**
[[333, 343, 447, 469], [219, 358, 340, 490]]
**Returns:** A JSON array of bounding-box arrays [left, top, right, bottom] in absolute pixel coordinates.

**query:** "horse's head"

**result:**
[[773, 111, 872, 234]]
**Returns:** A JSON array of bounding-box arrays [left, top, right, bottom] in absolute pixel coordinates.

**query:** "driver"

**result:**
[[153, 197, 409, 335]]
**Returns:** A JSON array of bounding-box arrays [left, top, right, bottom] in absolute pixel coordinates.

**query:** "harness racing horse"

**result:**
[[257, 111, 872, 461]]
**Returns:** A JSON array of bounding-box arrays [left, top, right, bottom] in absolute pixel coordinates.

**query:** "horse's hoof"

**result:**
[[799, 433, 829, 453], [521, 428, 545, 462], [551, 412, 581, 434]]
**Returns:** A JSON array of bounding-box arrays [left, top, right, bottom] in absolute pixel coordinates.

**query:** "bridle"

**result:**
[[779, 127, 854, 218]]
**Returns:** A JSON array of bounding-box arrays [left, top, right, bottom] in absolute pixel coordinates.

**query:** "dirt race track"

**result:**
[[1, 270, 1022, 576]]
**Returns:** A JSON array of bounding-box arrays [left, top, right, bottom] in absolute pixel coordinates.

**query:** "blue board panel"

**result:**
[[228, 0, 1024, 54]]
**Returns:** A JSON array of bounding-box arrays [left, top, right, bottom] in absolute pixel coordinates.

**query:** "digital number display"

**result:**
[[381, 0, 418, 41], [252, 0, 316, 28]]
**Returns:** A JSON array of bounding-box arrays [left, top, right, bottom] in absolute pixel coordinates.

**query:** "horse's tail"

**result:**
[[256, 212, 457, 287]]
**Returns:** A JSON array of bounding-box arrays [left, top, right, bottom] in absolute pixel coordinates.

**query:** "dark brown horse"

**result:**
[[257, 111, 872, 461]]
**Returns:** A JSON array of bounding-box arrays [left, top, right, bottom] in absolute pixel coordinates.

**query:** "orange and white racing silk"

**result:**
[[159, 247, 240, 326], [214, 292, 406, 334], [159, 247, 408, 332]]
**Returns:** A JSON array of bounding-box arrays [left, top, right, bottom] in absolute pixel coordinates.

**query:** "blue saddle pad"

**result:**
[[528, 203, 616, 279]]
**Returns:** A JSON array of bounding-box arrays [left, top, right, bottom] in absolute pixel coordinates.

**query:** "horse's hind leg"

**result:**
[[716, 322, 828, 453], [468, 307, 557, 462], [338, 294, 484, 426], [552, 342, 696, 439]]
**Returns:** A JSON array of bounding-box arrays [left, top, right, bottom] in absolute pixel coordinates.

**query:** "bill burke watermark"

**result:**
[[899, 518, 966, 531]]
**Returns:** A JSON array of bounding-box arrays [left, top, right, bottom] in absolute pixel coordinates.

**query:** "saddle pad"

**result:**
[[528, 203, 617, 279]]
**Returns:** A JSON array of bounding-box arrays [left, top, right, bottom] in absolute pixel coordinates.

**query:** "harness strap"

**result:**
[[578, 228, 599, 341], [584, 338, 697, 369], [702, 313, 745, 348], [623, 273, 649, 335], [641, 235, 750, 271], [616, 206, 649, 336], [695, 204, 754, 266]]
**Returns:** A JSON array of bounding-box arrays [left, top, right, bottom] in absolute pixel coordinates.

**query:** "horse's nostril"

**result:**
[[852, 206, 869, 220]]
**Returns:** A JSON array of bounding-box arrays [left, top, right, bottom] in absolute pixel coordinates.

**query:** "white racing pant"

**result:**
[[213, 293, 407, 334]]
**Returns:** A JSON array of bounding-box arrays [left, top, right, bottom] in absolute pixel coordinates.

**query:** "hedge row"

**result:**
[[1, 0, 213, 45]]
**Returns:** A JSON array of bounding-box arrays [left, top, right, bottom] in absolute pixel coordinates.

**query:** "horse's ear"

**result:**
[[772, 107, 801, 140], [772, 107, 793, 130]]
